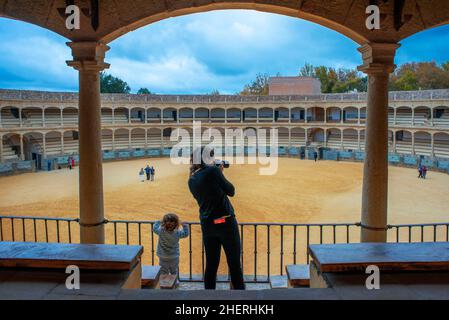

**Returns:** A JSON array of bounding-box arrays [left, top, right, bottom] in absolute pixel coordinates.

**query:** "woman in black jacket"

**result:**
[[188, 147, 245, 290]]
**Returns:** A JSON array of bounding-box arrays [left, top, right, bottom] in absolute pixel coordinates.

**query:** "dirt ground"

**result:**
[[1, 157, 448, 276]]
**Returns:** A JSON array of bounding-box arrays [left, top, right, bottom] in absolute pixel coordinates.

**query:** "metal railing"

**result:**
[[1, 215, 448, 283]]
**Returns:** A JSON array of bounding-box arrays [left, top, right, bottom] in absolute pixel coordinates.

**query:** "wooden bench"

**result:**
[[308, 242, 449, 289], [286, 264, 310, 287], [269, 275, 288, 289], [141, 265, 161, 288], [0, 241, 143, 289]]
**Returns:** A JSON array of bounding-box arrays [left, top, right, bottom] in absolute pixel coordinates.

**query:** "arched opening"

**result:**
[[22, 107, 44, 127], [1, 133, 21, 161], [131, 128, 146, 149], [291, 107, 305, 123], [195, 108, 210, 122], [163, 108, 177, 123], [242, 108, 257, 122], [162, 127, 176, 148], [395, 106, 413, 125], [227, 108, 241, 123], [63, 130, 79, 155], [395, 130, 413, 155], [433, 106, 449, 127], [101, 108, 113, 124], [291, 127, 305, 147], [114, 107, 129, 124], [388, 130, 394, 152], [326, 107, 342, 123], [277, 127, 289, 147], [360, 107, 367, 124], [434, 132, 449, 158], [414, 131, 432, 156], [114, 128, 130, 150], [259, 108, 274, 123], [326, 128, 342, 149], [147, 108, 162, 123], [388, 107, 395, 125], [22, 132, 43, 167], [307, 107, 325, 122], [343, 107, 358, 124], [275, 107, 289, 122], [343, 129, 358, 150], [44, 107, 62, 127], [179, 107, 194, 122], [309, 128, 325, 144], [211, 108, 225, 123], [44, 131, 62, 156], [148, 128, 162, 148], [414, 106, 431, 126], [1, 106, 21, 128], [62, 107, 78, 127], [130, 107, 145, 123], [101, 129, 113, 151]]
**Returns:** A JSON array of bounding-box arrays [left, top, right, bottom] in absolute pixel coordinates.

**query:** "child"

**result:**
[[139, 168, 145, 182], [153, 213, 189, 277]]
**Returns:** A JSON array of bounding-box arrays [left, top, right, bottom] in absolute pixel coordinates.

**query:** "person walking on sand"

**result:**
[[418, 164, 423, 179], [150, 166, 155, 181], [153, 213, 189, 280], [68, 156, 72, 170], [139, 168, 145, 182], [314, 151, 318, 162], [145, 165, 151, 181], [422, 165, 428, 179]]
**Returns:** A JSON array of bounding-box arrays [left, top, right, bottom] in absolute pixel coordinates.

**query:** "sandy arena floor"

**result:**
[[0, 157, 448, 275]]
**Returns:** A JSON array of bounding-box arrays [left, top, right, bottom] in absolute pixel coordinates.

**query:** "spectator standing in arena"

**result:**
[[68, 157, 72, 170], [314, 151, 318, 162], [188, 147, 245, 290], [71, 157, 75, 169], [145, 165, 151, 181], [153, 213, 189, 278], [422, 165, 428, 179], [418, 164, 423, 178], [150, 166, 155, 181], [139, 168, 145, 182]]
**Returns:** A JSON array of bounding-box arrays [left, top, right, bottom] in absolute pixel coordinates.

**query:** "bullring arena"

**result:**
[[1, 89, 449, 279]]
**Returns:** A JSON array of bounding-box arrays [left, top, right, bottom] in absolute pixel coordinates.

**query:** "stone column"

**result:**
[[42, 109, 45, 127], [60, 109, 64, 127], [393, 131, 397, 153], [61, 133, 64, 155], [412, 108, 415, 126], [0, 135, 3, 163], [357, 130, 361, 150], [412, 133, 415, 155], [43, 134, 47, 159], [358, 108, 361, 125], [112, 130, 115, 151], [20, 134, 24, 160], [431, 134, 435, 157], [358, 43, 399, 242], [67, 41, 110, 244]]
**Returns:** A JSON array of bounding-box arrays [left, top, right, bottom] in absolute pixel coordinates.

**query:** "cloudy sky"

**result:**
[[0, 10, 448, 94]]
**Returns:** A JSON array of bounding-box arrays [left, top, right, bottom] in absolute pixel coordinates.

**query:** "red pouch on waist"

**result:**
[[213, 218, 226, 224]]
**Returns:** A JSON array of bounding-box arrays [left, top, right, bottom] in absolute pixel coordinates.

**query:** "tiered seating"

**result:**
[[1, 144, 19, 161], [326, 132, 341, 149], [434, 138, 449, 158], [101, 134, 113, 150], [43, 110, 62, 127], [22, 109, 43, 127], [1, 112, 20, 127], [276, 129, 289, 147], [62, 111, 78, 126], [44, 138, 63, 155], [101, 113, 114, 124], [434, 112, 449, 127], [114, 132, 130, 150], [395, 137, 413, 155], [63, 137, 79, 154], [131, 132, 146, 149], [342, 132, 359, 150], [113, 112, 129, 124], [290, 130, 305, 147], [413, 112, 428, 126]]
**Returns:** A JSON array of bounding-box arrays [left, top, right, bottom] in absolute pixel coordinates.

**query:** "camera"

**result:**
[[214, 160, 230, 169]]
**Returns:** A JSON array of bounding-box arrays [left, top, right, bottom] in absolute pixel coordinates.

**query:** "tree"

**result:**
[[389, 62, 449, 91], [137, 88, 152, 94], [240, 73, 270, 95], [299, 63, 315, 77], [100, 72, 131, 94], [209, 89, 220, 96]]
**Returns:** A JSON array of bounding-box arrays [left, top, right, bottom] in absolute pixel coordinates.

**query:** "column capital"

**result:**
[[66, 41, 110, 72], [357, 42, 400, 75]]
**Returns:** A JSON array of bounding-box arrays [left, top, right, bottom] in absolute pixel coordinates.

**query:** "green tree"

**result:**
[[100, 72, 131, 94], [299, 63, 315, 77], [240, 73, 270, 95], [137, 88, 152, 94]]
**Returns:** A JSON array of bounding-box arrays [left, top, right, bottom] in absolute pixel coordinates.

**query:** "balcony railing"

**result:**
[[0, 215, 448, 283]]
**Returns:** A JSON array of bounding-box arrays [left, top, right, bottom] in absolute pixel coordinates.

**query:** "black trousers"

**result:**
[[201, 216, 245, 290]]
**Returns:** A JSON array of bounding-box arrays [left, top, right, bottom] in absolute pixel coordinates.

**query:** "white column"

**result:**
[[288, 129, 292, 149], [19, 134, 24, 160], [412, 132, 415, 155], [431, 134, 435, 157], [43, 134, 47, 159], [61, 133, 64, 155], [0, 135, 3, 163], [304, 128, 308, 146], [67, 41, 110, 244], [394, 108, 397, 125], [393, 131, 397, 153], [323, 129, 327, 147], [358, 43, 399, 242], [42, 109, 45, 127], [112, 130, 115, 151], [112, 109, 115, 124], [358, 108, 361, 125], [128, 109, 131, 124], [412, 108, 415, 126], [60, 109, 64, 127], [357, 130, 361, 150]]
